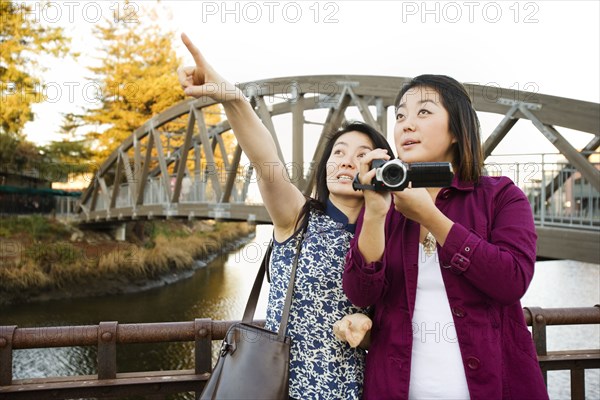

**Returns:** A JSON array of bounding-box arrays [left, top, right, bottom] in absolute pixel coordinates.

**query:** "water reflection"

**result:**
[[13, 346, 96, 379], [2, 225, 598, 399]]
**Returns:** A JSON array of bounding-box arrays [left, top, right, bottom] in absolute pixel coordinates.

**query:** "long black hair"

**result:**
[[395, 74, 483, 182], [296, 121, 394, 227]]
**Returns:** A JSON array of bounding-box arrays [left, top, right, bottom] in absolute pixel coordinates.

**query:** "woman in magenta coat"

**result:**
[[340, 75, 548, 399]]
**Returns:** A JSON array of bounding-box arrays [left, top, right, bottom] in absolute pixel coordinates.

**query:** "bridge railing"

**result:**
[[90, 153, 600, 217], [1, 306, 598, 400], [485, 153, 600, 230], [92, 174, 249, 212]]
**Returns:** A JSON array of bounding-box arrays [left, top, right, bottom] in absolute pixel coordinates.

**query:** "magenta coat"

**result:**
[[343, 176, 548, 399]]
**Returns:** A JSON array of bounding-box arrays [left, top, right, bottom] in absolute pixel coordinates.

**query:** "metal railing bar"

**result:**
[[9, 320, 265, 349], [1, 308, 598, 400]]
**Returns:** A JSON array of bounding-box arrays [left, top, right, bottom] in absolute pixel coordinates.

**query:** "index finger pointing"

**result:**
[[181, 32, 206, 67]]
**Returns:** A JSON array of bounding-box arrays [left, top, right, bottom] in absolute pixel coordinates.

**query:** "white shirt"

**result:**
[[408, 245, 470, 400]]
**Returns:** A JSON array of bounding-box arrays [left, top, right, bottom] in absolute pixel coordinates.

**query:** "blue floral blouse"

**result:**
[[264, 201, 367, 399]]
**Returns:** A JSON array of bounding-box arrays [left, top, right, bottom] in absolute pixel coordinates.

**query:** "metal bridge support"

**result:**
[[77, 75, 599, 226], [74, 75, 599, 264]]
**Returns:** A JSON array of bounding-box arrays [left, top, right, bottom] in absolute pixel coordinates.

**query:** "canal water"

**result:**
[[1, 225, 598, 399]]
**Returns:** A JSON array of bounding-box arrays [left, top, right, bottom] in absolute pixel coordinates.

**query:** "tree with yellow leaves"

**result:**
[[82, 5, 234, 184], [82, 13, 184, 164], [0, 1, 71, 137], [0, 1, 75, 182]]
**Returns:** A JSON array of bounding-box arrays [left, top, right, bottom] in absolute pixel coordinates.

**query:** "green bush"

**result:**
[[25, 241, 82, 272], [0, 215, 70, 240]]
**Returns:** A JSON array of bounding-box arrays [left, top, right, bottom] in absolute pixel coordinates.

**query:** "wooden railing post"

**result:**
[[194, 318, 212, 375], [524, 307, 548, 384], [97, 321, 118, 380], [0, 326, 17, 386]]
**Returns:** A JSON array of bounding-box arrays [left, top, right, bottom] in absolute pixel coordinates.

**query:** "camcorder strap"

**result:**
[[352, 173, 377, 191]]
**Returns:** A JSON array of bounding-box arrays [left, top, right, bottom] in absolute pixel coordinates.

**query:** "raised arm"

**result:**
[[178, 33, 305, 236]]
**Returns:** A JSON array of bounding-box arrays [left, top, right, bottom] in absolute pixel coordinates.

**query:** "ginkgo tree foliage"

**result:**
[[0, 0, 77, 179], [83, 15, 184, 163], [1, 0, 233, 186], [82, 8, 231, 176], [0, 1, 71, 137]]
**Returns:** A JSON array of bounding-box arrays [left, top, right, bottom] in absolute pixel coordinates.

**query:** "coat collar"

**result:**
[[449, 174, 475, 192], [325, 199, 356, 234]]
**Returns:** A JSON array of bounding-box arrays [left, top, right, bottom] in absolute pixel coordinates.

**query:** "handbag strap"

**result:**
[[241, 211, 310, 337], [277, 214, 309, 341], [241, 239, 272, 323]]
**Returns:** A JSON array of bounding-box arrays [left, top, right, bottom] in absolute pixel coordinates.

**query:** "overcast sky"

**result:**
[[23, 0, 599, 157]]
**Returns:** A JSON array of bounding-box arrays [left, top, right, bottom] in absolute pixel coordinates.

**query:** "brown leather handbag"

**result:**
[[200, 216, 308, 399]]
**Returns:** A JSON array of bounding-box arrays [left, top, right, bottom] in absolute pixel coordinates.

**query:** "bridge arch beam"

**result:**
[[77, 75, 599, 263]]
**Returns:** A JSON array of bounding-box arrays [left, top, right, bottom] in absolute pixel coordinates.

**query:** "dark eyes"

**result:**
[[396, 109, 431, 120], [333, 149, 368, 158]]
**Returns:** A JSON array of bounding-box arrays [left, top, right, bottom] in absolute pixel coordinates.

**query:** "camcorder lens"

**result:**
[[382, 164, 405, 186]]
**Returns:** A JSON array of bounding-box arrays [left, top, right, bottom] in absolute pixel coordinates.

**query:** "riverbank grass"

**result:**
[[0, 216, 255, 305]]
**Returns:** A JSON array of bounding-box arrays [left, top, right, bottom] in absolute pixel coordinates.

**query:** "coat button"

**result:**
[[466, 356, 480, 370], [439, 189, 450, 199], [452, 307, 466, 318]]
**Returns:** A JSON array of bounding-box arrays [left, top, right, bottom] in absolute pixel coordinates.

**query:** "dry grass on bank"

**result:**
[[0, 216, 255, 305]]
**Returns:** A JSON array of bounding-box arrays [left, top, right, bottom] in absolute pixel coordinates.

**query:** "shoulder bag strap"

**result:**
[[241, 239, 272, 323], [241, 210, 310, 329], [277, 213, 310, 341], [264, 240, 274, 284]]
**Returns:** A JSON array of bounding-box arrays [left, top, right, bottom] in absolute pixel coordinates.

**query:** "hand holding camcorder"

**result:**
[[352, 159, 454, 191]]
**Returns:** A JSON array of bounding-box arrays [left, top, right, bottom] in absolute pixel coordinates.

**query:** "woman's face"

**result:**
[[394, 86, 456, 164], [325, 130, 374, 201]]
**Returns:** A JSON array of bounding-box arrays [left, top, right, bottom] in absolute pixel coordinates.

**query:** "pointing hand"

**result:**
[[177, 33, 243, 102]]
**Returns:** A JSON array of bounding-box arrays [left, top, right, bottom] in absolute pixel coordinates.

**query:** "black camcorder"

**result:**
[[353, 159, 454, 191]]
